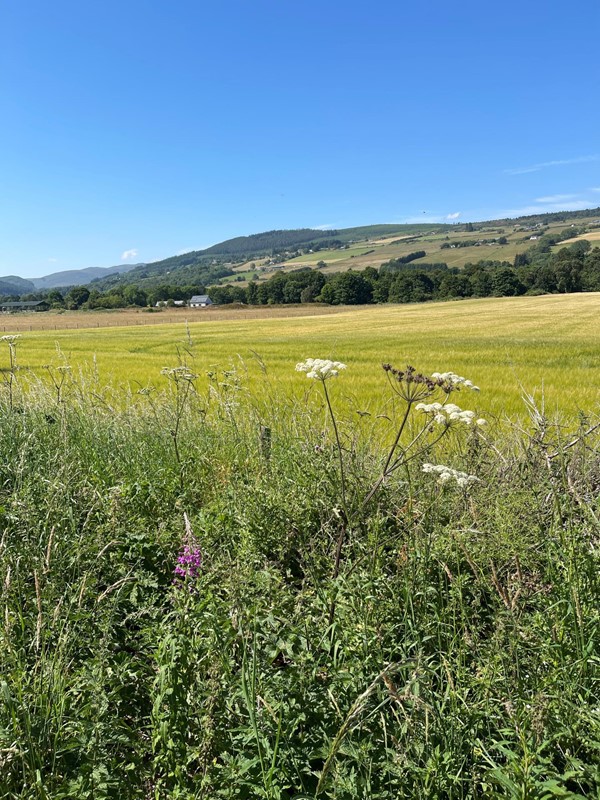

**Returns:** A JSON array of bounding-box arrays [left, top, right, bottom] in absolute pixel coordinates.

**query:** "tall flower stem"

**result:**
[[321, 379, 350, 630], [363, 399, 413, 507], [322, 379, 347, 518]]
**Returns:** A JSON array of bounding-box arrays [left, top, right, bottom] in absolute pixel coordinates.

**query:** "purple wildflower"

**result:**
[[174, 543, 203, 582], [173, 513, 202, 587]]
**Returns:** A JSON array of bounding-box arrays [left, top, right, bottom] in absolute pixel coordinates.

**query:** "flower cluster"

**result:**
[[173, 512, 202, 587], [415, 401, 486, 427], [174, 543, 203, 583], [381, 363, 445, 401], [295, 358, 347, 381], [382, 363, 438, 390], [422, 462, 480, 488], [431, 371, 479, 392], [161, 366, 198, 381], [0, 335, 22, 344]]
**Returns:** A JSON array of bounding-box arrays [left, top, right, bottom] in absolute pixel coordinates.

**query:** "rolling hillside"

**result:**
[[2, 208, 600, 297]]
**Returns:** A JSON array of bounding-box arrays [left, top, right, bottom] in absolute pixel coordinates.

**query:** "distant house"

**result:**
[[1, 300, 50, 313], [189, 294, 213, 308], [155, 300, 186, 307]]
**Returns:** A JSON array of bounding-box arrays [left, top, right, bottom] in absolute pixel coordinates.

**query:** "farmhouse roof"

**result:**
[[190, 294, 212, 303], [1, 300, 49, 309]]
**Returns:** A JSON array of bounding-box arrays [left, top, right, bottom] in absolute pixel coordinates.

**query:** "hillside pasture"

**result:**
[[3, 293, 600, 419], [267, 215, 600, 275], [284, 246, 376, 265], [558, 229, 600, 245]]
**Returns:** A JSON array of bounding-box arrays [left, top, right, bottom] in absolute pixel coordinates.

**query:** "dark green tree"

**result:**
[[330, 272, 373, 304], [246, 281, 259, 305], [46, 289, 65, 308], [492, 268, 525, 296], [66, 286, 90, 309]]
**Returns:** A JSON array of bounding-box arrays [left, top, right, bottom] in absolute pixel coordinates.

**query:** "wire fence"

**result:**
[[0, 305, 348, 332], [0, 315, 190, 332]]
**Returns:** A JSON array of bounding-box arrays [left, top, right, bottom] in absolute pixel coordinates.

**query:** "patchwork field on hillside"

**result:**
[[229, 215, 600, 280]]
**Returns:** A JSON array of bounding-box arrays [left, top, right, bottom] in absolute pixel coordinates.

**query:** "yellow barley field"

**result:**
[[2, 293, 600, 420]]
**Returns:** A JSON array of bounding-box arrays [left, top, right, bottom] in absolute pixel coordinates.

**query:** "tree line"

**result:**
[[207, 239, 600, 306]]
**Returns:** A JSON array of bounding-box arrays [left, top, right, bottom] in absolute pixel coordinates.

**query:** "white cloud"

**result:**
[[505, 155, 598, 176], [502, 199, 592, 217], [47, 258, 58, 263], [535, 194, 578, 203], [401, 214, 447, 224], [401, 212, 463, 224], [313, 223, 335, 230], [121, 248, 138, 260], [590, 187, 600, 193]]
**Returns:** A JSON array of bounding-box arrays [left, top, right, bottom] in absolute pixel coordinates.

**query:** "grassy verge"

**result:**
[[0, 346, 598, 798]]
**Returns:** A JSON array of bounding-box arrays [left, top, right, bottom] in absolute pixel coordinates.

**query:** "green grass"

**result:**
[[0, 350, 598, 798], [7, 293, 600, 419], [413, 240, 526, 268], [284, 246, 376, 264], [221, 269, 260, 282]]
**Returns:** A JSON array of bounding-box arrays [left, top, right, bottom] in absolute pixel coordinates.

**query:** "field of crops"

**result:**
[[2, 292, 600, 798], [5, 292, 600, 418]]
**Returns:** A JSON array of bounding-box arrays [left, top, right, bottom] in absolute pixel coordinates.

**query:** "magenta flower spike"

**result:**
[[173, 513, 202, 587]]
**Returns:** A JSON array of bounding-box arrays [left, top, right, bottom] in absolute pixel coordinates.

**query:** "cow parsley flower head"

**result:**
[[416, 401, 485, 427], [296, 358, 347, 381], [422, 462, 480, 488], [161, 366, 197, 382], [431, 371, 480, 392]]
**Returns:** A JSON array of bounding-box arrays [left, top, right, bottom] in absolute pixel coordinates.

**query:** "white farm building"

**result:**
[[189, 295, 213, 308]]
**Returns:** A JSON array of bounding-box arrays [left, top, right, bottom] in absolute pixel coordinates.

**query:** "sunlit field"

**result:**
[[2, 292, 600, 798], [4, 293, 600, 419]]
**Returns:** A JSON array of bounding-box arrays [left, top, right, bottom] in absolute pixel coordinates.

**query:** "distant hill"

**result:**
[[200, 224, 445, 257], [30, 263, 141, 290], [0, 275, 35, 296], [90, 224, 450, 291]]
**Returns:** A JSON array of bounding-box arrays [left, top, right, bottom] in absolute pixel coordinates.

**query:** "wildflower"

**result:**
[[416, 401, 485, 427], [381, 363, 441, 401], [173, 512, 202, 586], [431, 371, 480, 392], [161, 366, 197, 381], [174, 543, 203, 582], [0, 335, 21, 344], [422, 462, 480, 488], [296, 358, 347, 381]]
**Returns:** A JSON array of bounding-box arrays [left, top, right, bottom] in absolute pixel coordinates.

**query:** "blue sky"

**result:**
[[1, 0, 599, 278]]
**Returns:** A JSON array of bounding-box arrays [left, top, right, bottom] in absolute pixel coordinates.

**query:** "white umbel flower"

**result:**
[[295, 358, 347, 381], [431, 371, 480, 391], [416, 401, 485, 427], [422, 463, 480, 488]]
